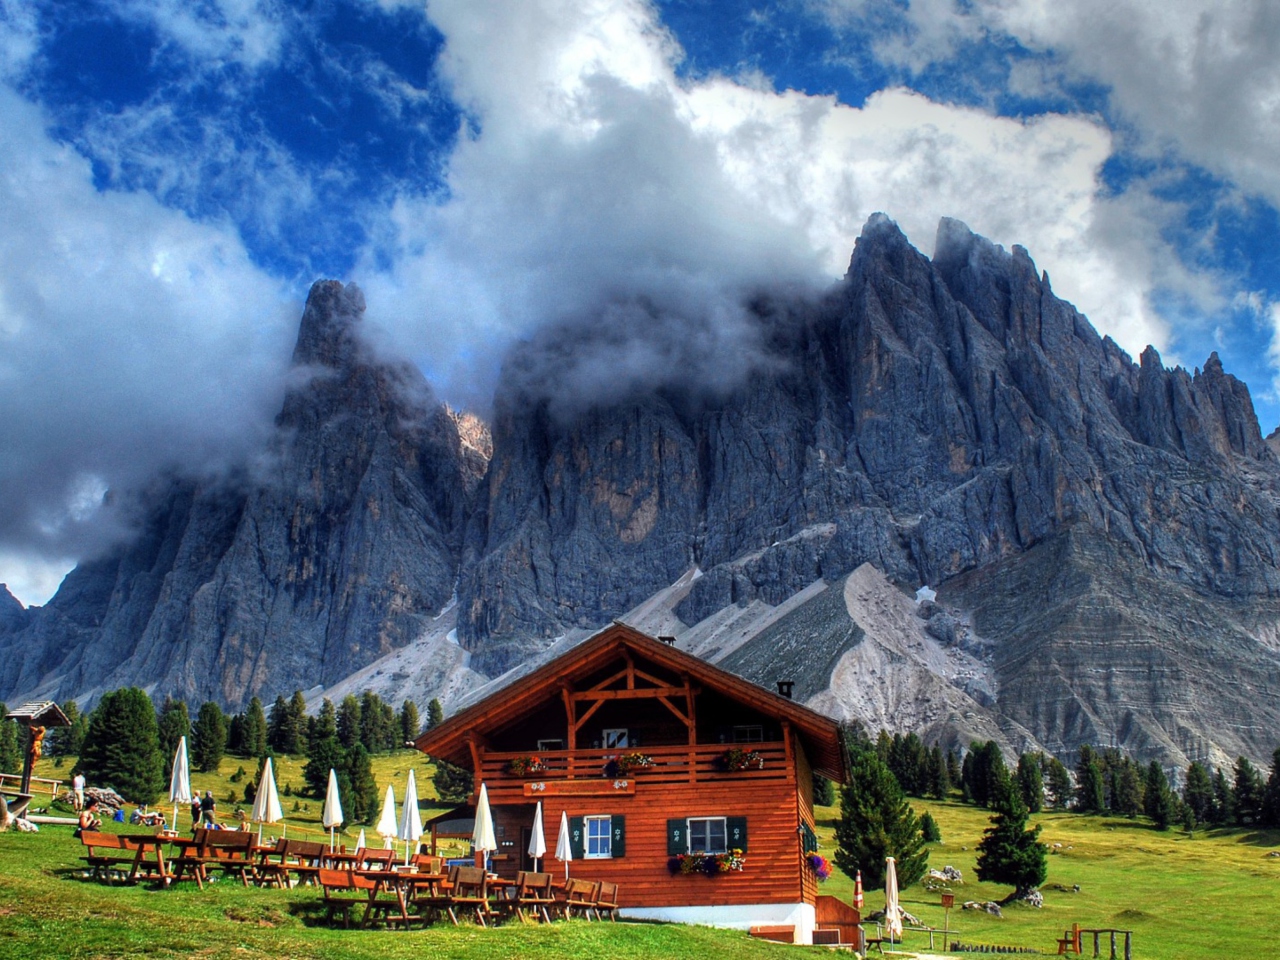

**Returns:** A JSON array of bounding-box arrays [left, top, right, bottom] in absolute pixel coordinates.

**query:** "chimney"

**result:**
[[658, 636, 677, 646], [776, 680, 794, 699]]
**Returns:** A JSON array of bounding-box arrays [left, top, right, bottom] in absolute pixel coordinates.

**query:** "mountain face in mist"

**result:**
[[0, 282, 485, 706], [4, 217, 1280, 769]]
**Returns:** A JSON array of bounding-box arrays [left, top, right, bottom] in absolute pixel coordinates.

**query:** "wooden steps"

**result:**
[[749, 924, 796, 944]]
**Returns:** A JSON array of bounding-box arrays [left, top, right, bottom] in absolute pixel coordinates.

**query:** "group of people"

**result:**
[[191, 791, 217, 828]]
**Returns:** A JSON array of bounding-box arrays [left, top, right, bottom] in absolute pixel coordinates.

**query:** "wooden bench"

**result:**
[[562, 878, 601, 920], [593, 880, 620, 921], [285, 840, 327, 886], [79, 831, 137, 883], [318, 868, 374, 928], [1058, 923, 1083, 954], [173, 830, 256, 889]]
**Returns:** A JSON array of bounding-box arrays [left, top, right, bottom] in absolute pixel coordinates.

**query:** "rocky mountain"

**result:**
[[0, 281, 485, 707], [4, 217, 1280, 770]]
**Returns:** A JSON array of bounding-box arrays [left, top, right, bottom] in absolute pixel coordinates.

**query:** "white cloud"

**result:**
[[106, 0, 289, 71], [0, 86, 295, 585], [359, 0, 1172, 410]]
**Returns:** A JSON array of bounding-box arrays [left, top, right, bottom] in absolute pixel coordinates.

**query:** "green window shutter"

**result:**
[[569, 816, 584, 859], [801, 821, 818, 854], [727, 816, 748, 852], [611, 815, 625, 858], [667, 818, 685, 855]]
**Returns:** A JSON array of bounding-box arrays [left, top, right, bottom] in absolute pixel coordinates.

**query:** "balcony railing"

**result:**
[[475, 742, 789, 794]]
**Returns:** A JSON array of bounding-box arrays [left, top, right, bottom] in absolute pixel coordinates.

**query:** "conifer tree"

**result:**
[[75, 688, 165, 803], [813, 772, 836, 806], [267, 695, 290, 753], [1017, 752, 1044, 813], [242, 697, 268, 757], [1075, 746, 1106, 813], [337, 695, 362, 749], [431, 758, 473, 804], [49, 700, 86, 757], [1212, 768, 1235, 825], [975, 778, 1048, 899], [1233, 757, 1265, 825], [928, 745, 950, 799], [156, 697, 190, 773], [833, 744, 929, 890], [304, 732, 344, 798], [1044, 757, 1072, 810], [1183, 761, 1215, 824], [0, 704, 22, 776], [426, 698, 445, 731], [1261, 748, 1280, 828], [192, 701, 227, 773], [399, 700, 420, 747], [920, 810, 942, 842], [288, 690, 309, 754], [1144, 761, 1176, 830], [311, 698, 338, 743], [344, 743, 379, 823]]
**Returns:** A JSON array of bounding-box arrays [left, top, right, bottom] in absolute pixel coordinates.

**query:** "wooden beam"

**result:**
[[561, 686, 576, 754], [656, 696, 690, 728], [587, 667, 630, 692], [782, 721, 795, 784], [572, 698, 607, 732], [624, 651, 635, 690], [632, 666, 675, 689], [685, 680, 697, 747], [571, 685, 701, 702]]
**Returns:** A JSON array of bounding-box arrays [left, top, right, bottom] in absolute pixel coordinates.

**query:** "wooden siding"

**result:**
[[486, 776, 805, 908], [794, 735, 818, 906]]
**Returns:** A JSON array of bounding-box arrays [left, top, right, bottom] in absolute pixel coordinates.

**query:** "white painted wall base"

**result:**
[[619, 902, 817, 945]]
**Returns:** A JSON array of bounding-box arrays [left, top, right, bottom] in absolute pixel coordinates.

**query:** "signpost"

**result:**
[[941, 892, 955, 951]]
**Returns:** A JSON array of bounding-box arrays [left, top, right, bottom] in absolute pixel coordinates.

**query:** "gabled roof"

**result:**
[[415, 622, 846, 782], [5, 701, 69, 727]]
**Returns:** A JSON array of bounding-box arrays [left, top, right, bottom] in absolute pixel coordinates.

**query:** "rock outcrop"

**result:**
[[0, 281, 485, 707]]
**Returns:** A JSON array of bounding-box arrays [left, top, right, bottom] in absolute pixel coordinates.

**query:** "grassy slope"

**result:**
[[13, 754, 1280, 959]]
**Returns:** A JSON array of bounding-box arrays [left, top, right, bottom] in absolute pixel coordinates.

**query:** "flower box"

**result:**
[[602, 752, 654, 777], [667, 849, 747, 876], [508, 755, 547, 776], [716, 747, 765, 772]]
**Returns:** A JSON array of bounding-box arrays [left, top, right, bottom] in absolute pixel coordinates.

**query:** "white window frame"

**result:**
[[537, 738, 564, 751], [687, 816, 727, 854], [602, 728, 629, 749], [732, 725, 764, 743], [584, 815, 613, 859]]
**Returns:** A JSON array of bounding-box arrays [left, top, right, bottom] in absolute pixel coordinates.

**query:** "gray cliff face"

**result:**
[[458, 216, 1280, 677], [0, 281, 484, 708]]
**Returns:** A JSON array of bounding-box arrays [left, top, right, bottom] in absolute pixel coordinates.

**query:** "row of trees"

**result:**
[[834, 732, 1048, 899], [20, 686, 447, 809]]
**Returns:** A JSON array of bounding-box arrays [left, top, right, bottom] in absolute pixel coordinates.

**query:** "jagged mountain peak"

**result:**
[[291, 279, 366, 369]]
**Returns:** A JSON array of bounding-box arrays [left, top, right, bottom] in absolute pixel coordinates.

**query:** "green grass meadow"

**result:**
[[4, 753, 1278, 959]]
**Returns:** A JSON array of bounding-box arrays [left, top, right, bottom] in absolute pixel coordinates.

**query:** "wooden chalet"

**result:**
[[414, 623, 849, 943]]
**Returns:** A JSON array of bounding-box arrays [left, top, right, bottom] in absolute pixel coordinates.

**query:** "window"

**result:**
[[687, 817, 727, 854], [732, 725, 764, 743], [602, 728, 629, 748], [537, 739, 564, 751], [585, 815, 612, 858]]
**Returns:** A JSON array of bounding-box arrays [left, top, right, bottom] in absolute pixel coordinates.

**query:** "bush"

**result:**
[[920, 810, 942, 842]]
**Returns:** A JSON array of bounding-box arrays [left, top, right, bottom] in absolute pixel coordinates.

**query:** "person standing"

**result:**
[[200, 790, 216, 827], [191, 796, 202, 832], [72, 772, 85, 811]]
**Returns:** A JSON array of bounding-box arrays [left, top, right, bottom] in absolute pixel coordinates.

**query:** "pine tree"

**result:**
[[192, 701, 227, 773], [311, 698, 337, 743], [833, 744, 929, 890], [226, 712, 247, 756], [1212, 768, 1235, 825], [1261, 748, 1280, 828], [975, 778, 1048, 899], [0, 704, 22, 776], [49, 700, 85, 757], [920, 810, 942, 842], [288, 691, 309, 755], [426, 698, 444, 731], [304, 734, 344, 798], [156, 697, 191, 774], [337, 695, 362, 749], [1183, 761, 1215, 824], [813, 772, 836, 806], [946, 749, 962, 790], [267, 695, 291, 753], [359, 692, 384, 752], [344, 743, 379, 823], [242, 697, 268, 758], [1144, 761, 1176, 830], [74, 688, 165, 803], [964, 741, 1009, 808], [1044, 757, 1072, 810], [399, 700, 420, 747], [1113, 760, 1144, 818], [1233, 757, 1265, 825], [1075, 747, 1106, 814], [431, 758, 473, 804], [928, 745, 950, 799], [1016, 753, 1044, 813]]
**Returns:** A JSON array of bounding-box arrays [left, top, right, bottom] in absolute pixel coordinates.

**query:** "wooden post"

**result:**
[[1109, 931, 1116, 959], [1093, 932, 1100, 957], [1123, 932, 1131, 960]]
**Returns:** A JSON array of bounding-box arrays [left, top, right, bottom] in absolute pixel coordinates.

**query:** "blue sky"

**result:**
[[2, 0, 1280, 603]]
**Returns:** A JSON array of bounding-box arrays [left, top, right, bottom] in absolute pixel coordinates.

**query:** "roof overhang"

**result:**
[[415, 623, 846, 782]]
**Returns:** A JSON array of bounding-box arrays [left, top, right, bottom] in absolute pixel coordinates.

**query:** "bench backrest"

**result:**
[[318, 868, 354, 891], [451, 865, 488, 898], [596, 880, 619, 906], [289, 840, 327, 863], [205, 831, 254, 856], [357, 847, 396, 869], [80, 831, 128, 850], [565, 877, 600, 903]]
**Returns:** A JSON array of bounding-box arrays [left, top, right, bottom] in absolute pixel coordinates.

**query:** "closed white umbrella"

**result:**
[[376, 785, 398, 849], [398, 769, 423, 865], [473, 782, 497, 869], [555, 810, 573, 879], [528, 801, 547, 872], [356, 828, 367, 852], [885, 857, 903, 943], [322, 768, 344, 852], [250, 756, 284, 845], [168, 736, 191, 834]]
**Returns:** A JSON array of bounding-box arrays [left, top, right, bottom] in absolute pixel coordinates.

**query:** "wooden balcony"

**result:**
[[474, 742, 790, 803]]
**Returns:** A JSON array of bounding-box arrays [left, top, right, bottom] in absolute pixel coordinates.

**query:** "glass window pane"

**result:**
[[585, 816, 612, 858]]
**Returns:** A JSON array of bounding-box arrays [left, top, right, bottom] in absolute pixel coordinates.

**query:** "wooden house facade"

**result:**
[[413, 623, 847, 943]]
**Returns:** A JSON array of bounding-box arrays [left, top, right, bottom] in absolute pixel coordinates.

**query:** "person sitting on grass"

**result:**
[[78, 800, 102, 833]]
